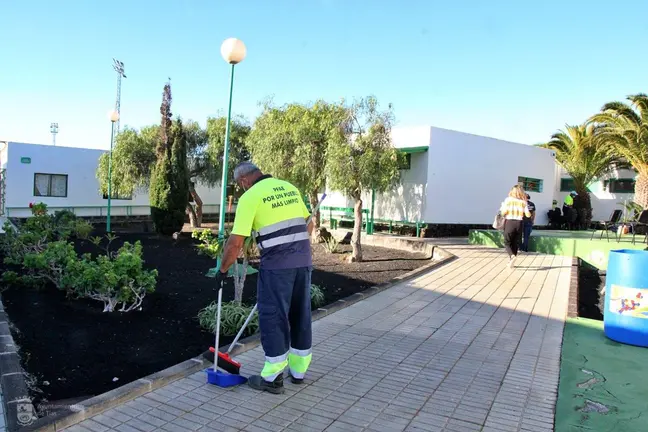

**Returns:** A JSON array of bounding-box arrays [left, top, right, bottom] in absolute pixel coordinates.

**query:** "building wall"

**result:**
[[4, 142, 222, 218], [321, 151, 428, 223], [554, 166, 637, 221], [322, 126, 557, 226], [425, 127, 556, 225], [321, 126, 431, 222]]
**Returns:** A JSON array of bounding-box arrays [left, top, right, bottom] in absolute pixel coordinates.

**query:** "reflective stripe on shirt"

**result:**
[[258, 231, 310, 250]]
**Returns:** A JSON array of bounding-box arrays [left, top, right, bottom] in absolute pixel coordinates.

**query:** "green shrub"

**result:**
[[192, 229, 223, 259], [1, 271, 19, 286], [22, 240, 78, 289], [310, 284, 325, 308], [198, 284, 327, 337], [73, 220, 93, 240], [198, 301, 259, 337], [0, 204, 94, 269], [2, 214, 157, 312], [322, 236, 339, 254], [64, 241, 158, 312]]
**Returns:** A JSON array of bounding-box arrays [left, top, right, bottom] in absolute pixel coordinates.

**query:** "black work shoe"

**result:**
[[247, 374, 285, 394], [286, 371, 304, 384]]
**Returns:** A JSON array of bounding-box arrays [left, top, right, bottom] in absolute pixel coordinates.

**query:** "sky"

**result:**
[[1, 0, 647, 150]]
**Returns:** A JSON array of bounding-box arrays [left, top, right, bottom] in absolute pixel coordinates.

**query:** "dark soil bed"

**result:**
[[1, 232, 428, 407], [577, 261, 605, 320]]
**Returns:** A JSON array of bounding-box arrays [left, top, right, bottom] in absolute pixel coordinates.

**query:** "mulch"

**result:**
[[1, 232, 428, 405], [577, 261, 604, 320]]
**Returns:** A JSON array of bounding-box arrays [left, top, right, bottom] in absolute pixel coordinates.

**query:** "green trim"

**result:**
[[398, 146, 428, 154], [321, 206, 369, 214], [6, 205, 149, 210]]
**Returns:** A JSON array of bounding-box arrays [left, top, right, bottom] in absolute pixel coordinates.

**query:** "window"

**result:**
[[34, 173, 67, 197], [518, 176, 543, 193], [605, 178, 635, 193], [398, 153, 411, 170], [560, 178, 576, 192], [102, 190, 132, 200]]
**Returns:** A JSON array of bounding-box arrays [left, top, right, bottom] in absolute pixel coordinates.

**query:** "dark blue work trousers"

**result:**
[[521, 222, 533, 252], [257, 267, 313, 359]]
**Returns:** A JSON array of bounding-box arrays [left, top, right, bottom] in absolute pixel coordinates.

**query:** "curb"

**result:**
[[567, 257, 579, 318], [0, 299, 38, 432], [15, 242, 457, 431]]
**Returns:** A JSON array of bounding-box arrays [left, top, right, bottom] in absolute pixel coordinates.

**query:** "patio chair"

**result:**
[[590, 209, 622, 242], [630, 209, 648, 245]]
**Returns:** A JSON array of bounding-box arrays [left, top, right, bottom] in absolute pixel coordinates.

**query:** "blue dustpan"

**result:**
[[206, 367, 248, 387], [204, 287, 247, 387]]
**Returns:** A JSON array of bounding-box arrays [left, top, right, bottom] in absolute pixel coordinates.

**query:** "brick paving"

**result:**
[[67, 244, 570, 431]]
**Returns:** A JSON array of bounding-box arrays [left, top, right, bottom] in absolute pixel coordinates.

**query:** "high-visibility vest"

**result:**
[[564, 195, 574, 206], [231, 175, 311, 270]]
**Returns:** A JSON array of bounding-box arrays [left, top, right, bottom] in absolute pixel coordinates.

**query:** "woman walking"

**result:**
[[500, 185, 531, 268]]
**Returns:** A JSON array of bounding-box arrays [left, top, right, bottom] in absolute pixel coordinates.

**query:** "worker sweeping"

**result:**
[[215, 162, 314, 394]]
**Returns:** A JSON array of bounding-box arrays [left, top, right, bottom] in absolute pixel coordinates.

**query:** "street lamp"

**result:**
[[217, 38, 247, 261], [107, 110, 120, 233]]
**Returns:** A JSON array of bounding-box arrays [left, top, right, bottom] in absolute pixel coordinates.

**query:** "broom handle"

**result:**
[[214, 286, 223, 368], [227, 303, 258, 354], [226, 193, 327, 354]]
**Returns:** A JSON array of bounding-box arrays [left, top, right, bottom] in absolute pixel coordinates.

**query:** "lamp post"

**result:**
[[107, 110, 120, 233], [217, 38, 247, 265]]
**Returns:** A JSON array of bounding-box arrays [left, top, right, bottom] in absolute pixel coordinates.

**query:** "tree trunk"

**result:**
[[350, 198, 363, 262], [635, 173, 648, 209], [186, 204, 198, 228], [189, 184, 203, 227], [574, 185, 592, 229], [309, 192, 321, 228]]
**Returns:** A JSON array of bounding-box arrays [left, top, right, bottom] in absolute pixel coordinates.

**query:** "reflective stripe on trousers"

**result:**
[[260, 348, 312, 381], [260, 352, 289, 381], [288, 347, 312, 379]]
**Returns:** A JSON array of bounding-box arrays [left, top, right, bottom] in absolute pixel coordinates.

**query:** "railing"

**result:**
[[5, 205, 151, 218]]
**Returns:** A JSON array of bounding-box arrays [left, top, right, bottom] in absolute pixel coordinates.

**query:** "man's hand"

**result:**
[[219, 234, 246, 276], [215, 269, 228, 286]]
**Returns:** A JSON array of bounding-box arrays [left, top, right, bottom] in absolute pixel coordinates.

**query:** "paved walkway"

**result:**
[[66, 244, 571, 432]]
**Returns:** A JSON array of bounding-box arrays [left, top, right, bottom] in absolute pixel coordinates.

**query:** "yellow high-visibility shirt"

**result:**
[[232, 175, 311, 270], [564, 195, 574, 206]]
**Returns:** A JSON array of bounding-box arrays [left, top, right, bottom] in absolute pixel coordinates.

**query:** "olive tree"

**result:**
[[326, 96, 403, 261], [246, 100, 346, 228]]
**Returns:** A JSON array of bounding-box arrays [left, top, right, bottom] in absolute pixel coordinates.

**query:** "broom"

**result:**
[[210, 193, 327, 375]]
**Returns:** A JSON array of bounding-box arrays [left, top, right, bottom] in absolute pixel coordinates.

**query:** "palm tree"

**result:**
[[589, 94, 648, 208], [540, 123, 622, 225]]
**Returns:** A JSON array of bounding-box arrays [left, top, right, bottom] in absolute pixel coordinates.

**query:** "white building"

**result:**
[[324, 126, 558, 226], [0, 141, 222, 219], [554, 166, 637, 221], [0, 131, 638, 229]]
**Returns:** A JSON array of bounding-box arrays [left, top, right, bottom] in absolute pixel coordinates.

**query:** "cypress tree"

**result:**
[[149, 81, 188, 234]]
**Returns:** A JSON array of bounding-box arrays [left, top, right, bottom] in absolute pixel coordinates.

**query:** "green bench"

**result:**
[[320, 206, 426, 237], [322, 206, 370, 232], [369, 218, 427, 237]]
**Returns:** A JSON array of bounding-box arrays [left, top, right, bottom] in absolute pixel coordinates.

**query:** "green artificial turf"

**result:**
[[555, 317, 647, 431]]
